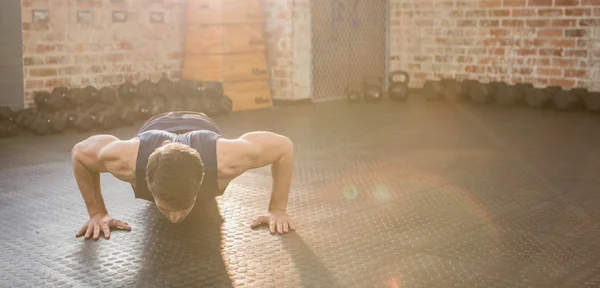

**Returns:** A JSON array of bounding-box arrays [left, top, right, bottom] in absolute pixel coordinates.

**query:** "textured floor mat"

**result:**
[[1, 101, 600, 287]]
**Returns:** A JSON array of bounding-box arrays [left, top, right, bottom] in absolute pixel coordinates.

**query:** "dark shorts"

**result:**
[[138, 111, 220, 135]]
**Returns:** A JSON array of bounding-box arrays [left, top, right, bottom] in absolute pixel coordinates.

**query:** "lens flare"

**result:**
[[373, 184, 390, 204], [342, 184, 359, 200]]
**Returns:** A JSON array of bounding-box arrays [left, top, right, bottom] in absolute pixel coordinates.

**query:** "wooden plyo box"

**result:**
[[187, 0, 262, 24], [222, 80, 273, 111], [185, 24, 265, 55], [183, 52, 270, 82]]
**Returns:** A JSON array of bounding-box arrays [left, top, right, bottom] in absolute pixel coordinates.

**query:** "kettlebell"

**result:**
[[388, 71, 410, 102], [345, 85, 362, 103], [362, 77, 384, 103]]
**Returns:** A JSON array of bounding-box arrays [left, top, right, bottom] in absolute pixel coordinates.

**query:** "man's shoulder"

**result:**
[[98, 137, 140, 162]]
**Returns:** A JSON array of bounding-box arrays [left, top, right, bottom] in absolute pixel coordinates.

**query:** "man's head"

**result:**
[[146, 141, 204, 223]]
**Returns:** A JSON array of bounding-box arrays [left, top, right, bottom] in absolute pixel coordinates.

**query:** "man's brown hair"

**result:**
[[146, 141, 204, 211]]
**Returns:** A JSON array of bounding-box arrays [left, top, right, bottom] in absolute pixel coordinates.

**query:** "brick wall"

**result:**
[[389, 0, 600, 92], [261, 0, 295, 100], [21, 0, 301, 107], [21, 0, 188, 107]]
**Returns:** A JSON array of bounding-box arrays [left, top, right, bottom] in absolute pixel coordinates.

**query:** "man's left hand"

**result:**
[[251, 209, 296, 235]]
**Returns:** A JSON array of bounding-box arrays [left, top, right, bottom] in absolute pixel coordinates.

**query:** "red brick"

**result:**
[[457, 56, 474, 63], [35, 44, 56, 54], [29, 68, 57, 77], [449, 10, 463, 17], [537, 68, 562, 77], [74, 43, 85, 53], [565, 29, 587, 37], [517, 67, 534, 75], [550, 39, 576, 48], [86, 65, 105, 74], [45, 56, 70, 65], [526, 20, 549, 27], [555, 0, 580, 5], [577, 39, 590, 47], [491, 28, 510, 37], [23, 57, 44, 66], [517, 48, 537, 56], [503, 0, 526, 6], [414, 55, 431, 62], [564, 49, 587, 57], [549, 79, 575, 88], [458, 20, 477, 27], [101, 53, 125, 62], [538, 29, 563, 37], [492, 48, 506, 55], [44, 79, 71, 89], [512, 8, 535, 16], [491, 9, 511, 17], [58, 66, 84, 76], [415, 1, 433, 9], [407, 63, 422, 70], [581, 0, 600, 4], [552, 19, 577, 27], [434, 55, 451, 63], [465, 65, 485, 73], [480, 20, 500, 27], [566, 8, 591, 16], [25, 79, 44, 90], [43, 33, 65, 42], [457, 0, 477, 8], [484, 38, 500, 46], [440, 1, 455, 8], [502, 19, 524, 27], [480, 0, 502, 7], [119, 41, 133, 50], [564, 70, 586, 78], [528, 0, 552, 5], [467, 47, 487, 55], [552, 59, 576, 67], [478, 57, 495, 65], [539, 48, 563, 56], [466, 10, 487, 17], [595, 8, 600, 16], [538, 9, 563, 17], [22, 22, 49, 31], [534, 58, 551, 66], [579, 19, 600, 27]]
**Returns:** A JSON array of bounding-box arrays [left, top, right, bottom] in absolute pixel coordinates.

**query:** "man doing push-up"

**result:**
[[71, 111, 296, 240]]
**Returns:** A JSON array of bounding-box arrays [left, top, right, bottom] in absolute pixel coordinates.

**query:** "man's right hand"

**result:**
[[76, 212, 132, 240]]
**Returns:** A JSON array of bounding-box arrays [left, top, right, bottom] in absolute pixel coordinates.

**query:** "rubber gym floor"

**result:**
[[1, 99, 600, 288]]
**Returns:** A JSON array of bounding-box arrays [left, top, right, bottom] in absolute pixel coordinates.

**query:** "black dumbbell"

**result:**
[[119, 81, 138, 101], [0, 120, 19, 138], [86, 104, 120, 131], [137, 80, 156, 99], [14, 108, 36, 130], [156, 75, 174, 98], [119, 106, 136, 126], [65, 88, 91, 109], [99, 87, 118, 104], [0, 107, 16, 123], [150, 97, 168, 116], [84, 86, 100, 105], [218, 95, 233, 114], [131, 98, 151, 120]]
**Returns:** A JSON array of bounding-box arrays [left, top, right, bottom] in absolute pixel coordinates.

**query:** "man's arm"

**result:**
[[235, 131, 294, 211], [71, 135, 132, 240], [226, 131, 295, 234], [71, 135, 118, 217]]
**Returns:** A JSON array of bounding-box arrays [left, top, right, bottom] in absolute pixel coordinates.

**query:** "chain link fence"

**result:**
[[311, 0, 388, 102]]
